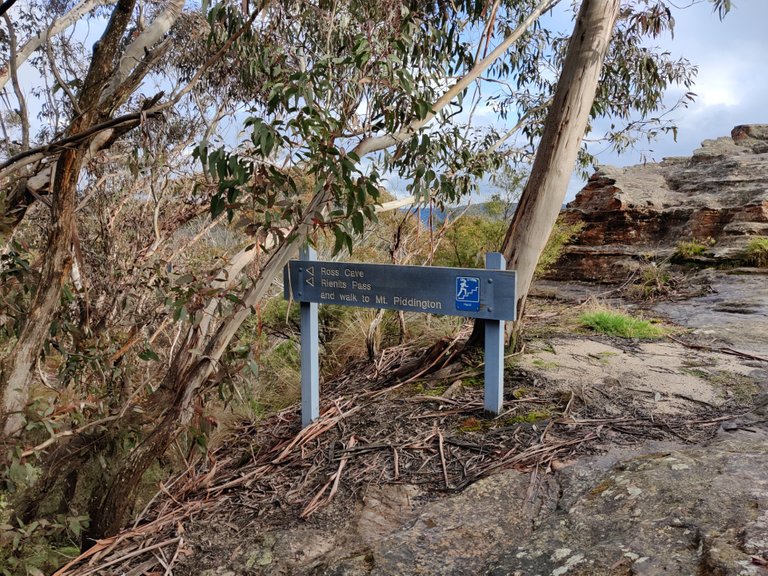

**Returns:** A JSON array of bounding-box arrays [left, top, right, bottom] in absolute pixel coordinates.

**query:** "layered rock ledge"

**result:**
[[555, 124, 768, 281]]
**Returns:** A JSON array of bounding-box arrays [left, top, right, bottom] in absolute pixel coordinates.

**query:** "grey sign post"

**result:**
[[484, 252, 506, 414], [285, 253, 516, 426], [298, 245, 319, 426]]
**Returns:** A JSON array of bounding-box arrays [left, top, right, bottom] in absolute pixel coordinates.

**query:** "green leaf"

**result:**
[[173, 305, 188, 322], [332, 227, 346, 256], [138, 348, 160, 361], [351, 212, 364, 234], [211, 194, 226, 219]]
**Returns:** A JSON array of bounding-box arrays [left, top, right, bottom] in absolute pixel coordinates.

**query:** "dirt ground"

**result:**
[[57, 270, 768, 575]]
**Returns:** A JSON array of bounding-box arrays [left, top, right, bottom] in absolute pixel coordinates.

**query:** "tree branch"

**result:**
[[0, 0, 18, 19], [99, 0, 185, 105], [352, 0, 561, 157], [45, 27, 82, 115], [0, 0, 118, 91], [1, 0, 273, 180], [2, 12, 30, 149]]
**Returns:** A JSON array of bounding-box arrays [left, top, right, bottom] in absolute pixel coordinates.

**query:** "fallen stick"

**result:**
[[58, 537, 181, 576], [438, 429, 450, 489], [300, 435, 356, 518], [667, 334, 768, 363]]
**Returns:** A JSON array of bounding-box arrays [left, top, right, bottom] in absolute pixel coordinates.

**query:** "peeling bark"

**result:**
[[500, 0, 620, 339], [101, 0, 185, 103], [0, 0, 138, 435]]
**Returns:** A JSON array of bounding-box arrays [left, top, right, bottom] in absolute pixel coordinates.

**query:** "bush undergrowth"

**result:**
[[744, 236, 768, 267], [579, 309, 666, 339]]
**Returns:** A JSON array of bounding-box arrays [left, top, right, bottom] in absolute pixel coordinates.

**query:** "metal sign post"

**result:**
[[285, 253, 516, 427], [484, 252, 506, 414], [298, 246, 319, 426]]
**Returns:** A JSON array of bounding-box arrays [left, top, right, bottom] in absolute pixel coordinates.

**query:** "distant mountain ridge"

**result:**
[[401, 201, 569, 225]]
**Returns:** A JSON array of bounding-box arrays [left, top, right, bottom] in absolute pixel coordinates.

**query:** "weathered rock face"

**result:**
[[193, 408, 768, 576], [555, 124, 768, 281], [486, 422, 768, 576]]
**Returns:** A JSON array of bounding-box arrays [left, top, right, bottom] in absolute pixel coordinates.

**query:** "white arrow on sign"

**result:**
[[305, 266, 315, 287]]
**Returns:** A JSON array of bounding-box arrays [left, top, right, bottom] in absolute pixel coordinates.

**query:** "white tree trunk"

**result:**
[[501, 0, 620, 324], [100, 0, 186, 103]]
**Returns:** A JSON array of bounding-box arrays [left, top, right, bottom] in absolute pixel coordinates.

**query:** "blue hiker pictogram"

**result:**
[[455, 276, 480, 312]]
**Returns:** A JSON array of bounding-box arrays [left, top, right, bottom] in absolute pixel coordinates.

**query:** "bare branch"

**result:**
[[352, 0, 561, 157], [45, 30, 82, 115], [0, 0, 119, 92], [2, 13, 30, 149], [0, 0, 18, 19]]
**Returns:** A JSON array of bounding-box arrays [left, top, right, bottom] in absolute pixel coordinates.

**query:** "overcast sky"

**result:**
[[394, 0, 768, 204], [593, 0, 768, 168]]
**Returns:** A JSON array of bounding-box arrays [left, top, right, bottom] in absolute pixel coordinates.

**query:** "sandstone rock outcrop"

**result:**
[[555, 124, 768, 281]]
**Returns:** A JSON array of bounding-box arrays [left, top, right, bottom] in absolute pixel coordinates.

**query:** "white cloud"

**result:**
[[587, 1, 768, 169]]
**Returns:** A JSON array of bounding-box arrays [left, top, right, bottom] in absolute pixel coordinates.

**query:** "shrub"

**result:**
[[579, 309, 666, 339], [433, 213, 582, 276], [536, 217, 584, 277], [744, 236, 768, 267], [674, 239, 710, 260], [433, 215, 506, 269], [624, 261, 683, 300]]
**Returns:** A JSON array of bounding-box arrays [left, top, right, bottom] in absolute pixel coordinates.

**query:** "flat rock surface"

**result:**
[[485, 424, 768, 576], [653, 271, 768, 358]]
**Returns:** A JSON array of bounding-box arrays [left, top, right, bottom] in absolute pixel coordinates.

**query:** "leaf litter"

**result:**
[[55, 328, 762, 575]]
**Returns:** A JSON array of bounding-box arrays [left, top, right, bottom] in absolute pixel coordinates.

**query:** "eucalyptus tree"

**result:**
[[501, 0, 621, 343], [0, 0, 188, 437], [0, 0, 730, 554], [498, 0, 733, 343]]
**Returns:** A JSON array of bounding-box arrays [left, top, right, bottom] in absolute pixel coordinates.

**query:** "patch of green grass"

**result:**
[[744, 236, 768, 267], [590, 351, 618, 365], [408, 382, 426, 395], [531, 358, 560, 370], [579, 310, 666, 339], [674, 239, 710, 260], [680, 367, 709, 379], [505, 410, 551, 425], [424, 384, 448, 396], [462, 376, 484, 389]]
